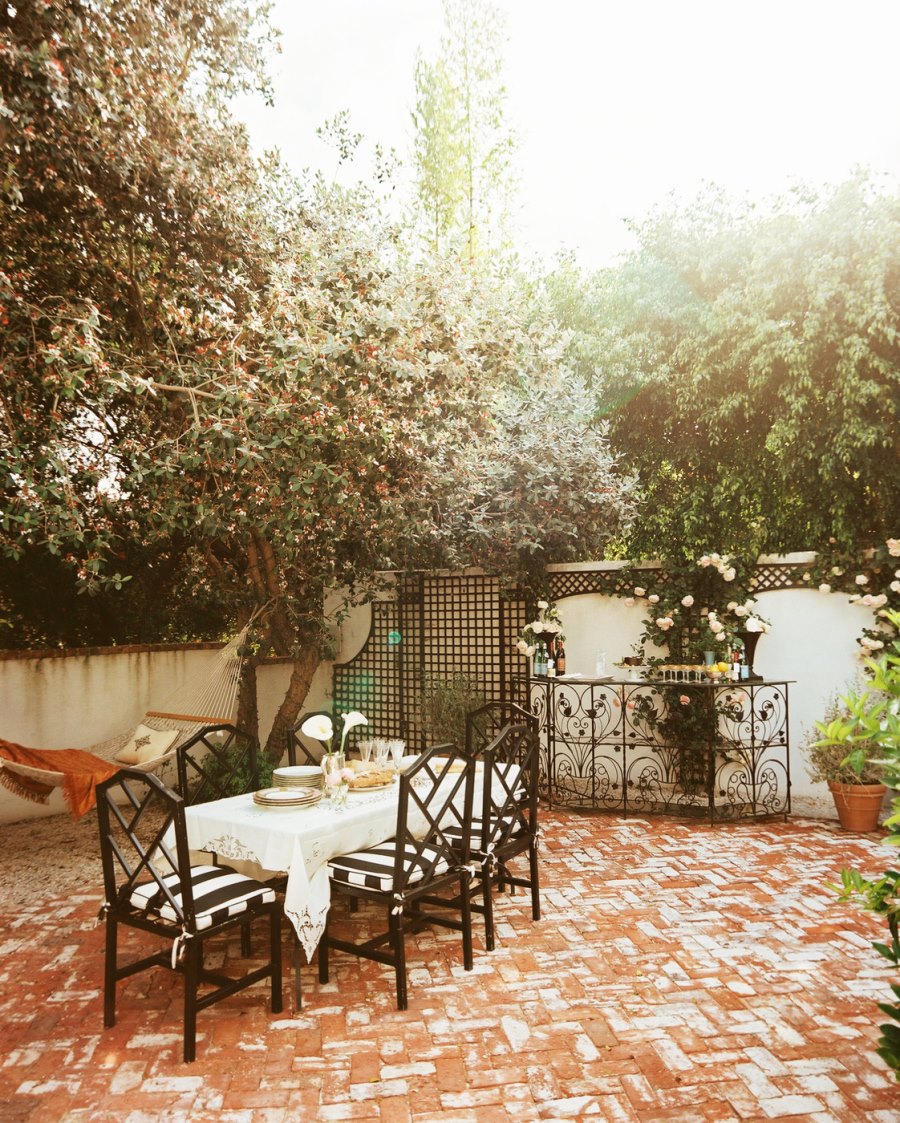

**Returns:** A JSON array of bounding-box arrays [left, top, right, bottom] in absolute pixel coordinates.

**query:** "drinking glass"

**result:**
[[389, 739, 406, 774], [359, 739, 373, 763], [374, 739, 390, 767]]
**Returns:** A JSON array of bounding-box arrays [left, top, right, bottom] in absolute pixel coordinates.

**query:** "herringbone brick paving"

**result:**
[[1, 810, 899, 1121]]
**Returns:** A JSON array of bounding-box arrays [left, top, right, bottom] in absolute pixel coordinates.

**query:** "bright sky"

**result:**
[[235, 0, 900, 268]]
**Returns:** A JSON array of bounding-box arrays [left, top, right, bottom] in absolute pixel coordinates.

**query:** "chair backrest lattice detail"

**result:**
[[394, 744, 474, 890], [481, 723, 540, 850], [176, 724, 260, 806], [98, 771, 192, 927], [466, 701, 537, 757]]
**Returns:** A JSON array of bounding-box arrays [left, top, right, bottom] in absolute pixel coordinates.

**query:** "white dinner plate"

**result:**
[[253, 787, 321, 807], [273, 765, 322, 780]]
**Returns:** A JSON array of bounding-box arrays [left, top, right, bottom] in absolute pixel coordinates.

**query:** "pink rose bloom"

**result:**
[[819, 583, 831, 594], [887, 538, 900, 557], [624, 597, 635, 607], [634, 587, 646, 597], [648, 593, 660, 604], [855, 574, 869, 586], [681, 595, 694, 607], [325, 772, 344, 788], [679, 695, 691, 706]]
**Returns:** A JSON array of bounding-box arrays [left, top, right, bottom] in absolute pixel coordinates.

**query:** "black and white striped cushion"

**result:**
[[328, 841, 449, 892], [129, 865, 275, 930], [445, 814, 519, 847]]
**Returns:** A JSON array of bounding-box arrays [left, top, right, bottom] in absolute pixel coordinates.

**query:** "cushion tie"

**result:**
[[391, 892, 406, 916], [171, 928, 193, 970]]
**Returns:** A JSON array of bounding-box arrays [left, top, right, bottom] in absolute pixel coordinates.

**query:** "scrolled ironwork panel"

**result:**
[[535, 677, 791, 822]]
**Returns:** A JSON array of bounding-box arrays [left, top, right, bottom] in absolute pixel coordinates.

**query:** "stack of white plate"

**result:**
[[253, 786, 322, 809], [272, 764, 324, 792]]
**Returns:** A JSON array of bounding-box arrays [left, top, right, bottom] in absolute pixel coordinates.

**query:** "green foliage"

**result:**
[[421, 344, 638, 595], [411, 0, 516, 259], [547, 175, 900, 564], [189, 734, 274, 802], [806, 690, 885, 785], [820, 612, 900, 1079], [650, 684, 720, 793], [814, 611, 900, 799], [834, 869, 900, 1080], [419, 674, 485, 749]]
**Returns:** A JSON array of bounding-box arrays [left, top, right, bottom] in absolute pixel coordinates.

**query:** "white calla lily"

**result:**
[[300, 713, 334, 745], [339, 710, 369, 754]]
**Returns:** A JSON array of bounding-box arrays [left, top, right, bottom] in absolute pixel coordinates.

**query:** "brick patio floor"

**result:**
[[2, 810, 899, 1122]]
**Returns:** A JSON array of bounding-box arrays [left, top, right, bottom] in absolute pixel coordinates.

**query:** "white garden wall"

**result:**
[[0, 600, 372, 824], [0, 561, 884, 824]]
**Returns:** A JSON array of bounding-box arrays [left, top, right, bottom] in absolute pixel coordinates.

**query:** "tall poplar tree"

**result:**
[[411, 0, 516, 260]]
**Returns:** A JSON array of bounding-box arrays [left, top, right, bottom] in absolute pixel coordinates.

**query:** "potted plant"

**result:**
[[805, 692, 887, 831], [419, 674, 485, 749]]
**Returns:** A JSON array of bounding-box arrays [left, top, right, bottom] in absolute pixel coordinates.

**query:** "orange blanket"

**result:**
[[0, 739, 121, 820]]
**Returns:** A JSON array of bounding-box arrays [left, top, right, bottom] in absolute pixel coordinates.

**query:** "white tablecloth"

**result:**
[[182, 783, 403, 959]]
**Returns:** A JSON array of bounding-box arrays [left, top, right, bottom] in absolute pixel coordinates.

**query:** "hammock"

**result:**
[[0, 626, 249, 819]]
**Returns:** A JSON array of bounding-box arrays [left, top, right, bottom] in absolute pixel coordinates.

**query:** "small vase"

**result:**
[[331, 780, 349, 810], [321, 751, 345, 796]]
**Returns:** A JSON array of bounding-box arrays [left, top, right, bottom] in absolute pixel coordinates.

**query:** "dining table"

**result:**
[[178, 759, 489, 961], [180, 779, 407, 959]]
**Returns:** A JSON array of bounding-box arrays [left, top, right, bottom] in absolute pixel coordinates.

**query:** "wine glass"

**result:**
[[389, 739, 406, 775], [374, 739, 390, 768]]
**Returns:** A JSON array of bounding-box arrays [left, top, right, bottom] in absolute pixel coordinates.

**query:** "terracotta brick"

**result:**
[[3, 812, 900, 1121]]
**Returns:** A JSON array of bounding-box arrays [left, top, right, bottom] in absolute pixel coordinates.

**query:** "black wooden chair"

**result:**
[[318, 744, 476, 1010], [452, 722, 542, 950], [465, 699, 536, 757], [176, 723, 270, 957], [175, 723, 261, 805], [95, 768, 282, 1063]]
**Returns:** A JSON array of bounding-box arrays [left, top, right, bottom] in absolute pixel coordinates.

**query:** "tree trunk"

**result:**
[[236, 653, 260, 741], [263, 645, 322, 764]]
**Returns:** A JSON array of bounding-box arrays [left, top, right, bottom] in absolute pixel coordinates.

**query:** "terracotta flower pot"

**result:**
[[827, 781, 887, 832]]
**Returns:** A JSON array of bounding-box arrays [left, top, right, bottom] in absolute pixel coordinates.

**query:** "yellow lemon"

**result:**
[[716, 661, 730, 674]]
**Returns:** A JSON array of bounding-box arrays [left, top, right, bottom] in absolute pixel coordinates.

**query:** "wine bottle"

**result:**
[[556, 639, 567, 675]]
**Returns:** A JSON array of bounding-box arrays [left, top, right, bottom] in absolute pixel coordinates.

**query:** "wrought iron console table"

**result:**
[[528, 676, 792, 823]]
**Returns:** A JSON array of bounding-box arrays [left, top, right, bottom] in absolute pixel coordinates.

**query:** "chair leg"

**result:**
[[240, 918, 252, 957], [529, 843, 541, 921], [460, 871, 474, 972], [389, 909, 408, 1011], [183, 938, 202, 1064], [482, 869, 496, 952], [103, 914, 118, 1028]]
